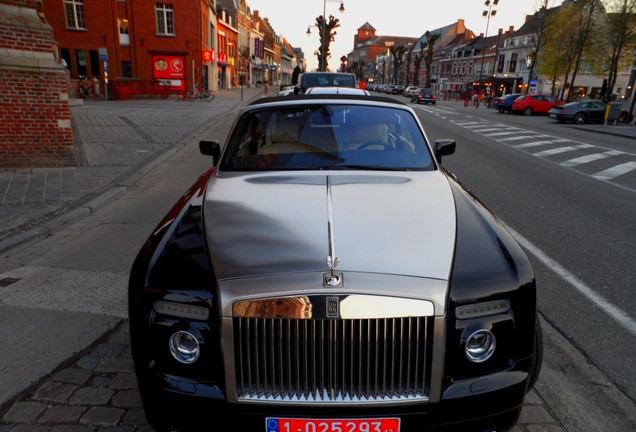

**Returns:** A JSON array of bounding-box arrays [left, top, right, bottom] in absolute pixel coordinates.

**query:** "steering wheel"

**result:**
[[357, 141, 393, 151]]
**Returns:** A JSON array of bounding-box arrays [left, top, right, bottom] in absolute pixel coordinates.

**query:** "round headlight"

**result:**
[[169, 330, 201, 364], [465, 329, 496, 363]]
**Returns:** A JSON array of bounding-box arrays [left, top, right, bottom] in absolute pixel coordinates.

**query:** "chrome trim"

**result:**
[[219, 272, 448, 318], [325, 175, 340, 271], [232, 295, 434, 319]]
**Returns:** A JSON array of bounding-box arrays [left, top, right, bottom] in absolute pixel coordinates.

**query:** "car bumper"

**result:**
[[138, 368, 529, 431]]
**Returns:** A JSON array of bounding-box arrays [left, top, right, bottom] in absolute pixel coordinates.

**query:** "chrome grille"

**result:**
[[233, 316, 432, 404]]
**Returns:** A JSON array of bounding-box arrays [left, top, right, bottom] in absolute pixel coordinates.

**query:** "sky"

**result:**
[[247, 0, 564, 72]]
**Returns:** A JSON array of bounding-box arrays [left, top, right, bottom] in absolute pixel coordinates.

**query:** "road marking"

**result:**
[[514, 140, 566, 148], [505, 224, 636, 338], [533, 146, 583, 157], [592, 161, 636, 180], [561, 151, 613, 167], [483, 131, 519, 137]]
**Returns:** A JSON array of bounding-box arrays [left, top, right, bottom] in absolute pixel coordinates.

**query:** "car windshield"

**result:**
[[220, 104, 435, 171]]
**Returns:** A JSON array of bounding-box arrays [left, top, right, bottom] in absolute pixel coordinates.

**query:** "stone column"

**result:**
[[0, 0, 76, 167]]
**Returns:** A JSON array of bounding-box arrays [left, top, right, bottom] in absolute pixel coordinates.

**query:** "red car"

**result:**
[[511, 94, 563, 116]]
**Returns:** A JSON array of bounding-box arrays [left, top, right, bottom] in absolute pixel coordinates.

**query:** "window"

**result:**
[[119, 18, 130, 45], [497, 54, 505, 73], [156, 3, 175, 35], [122, 61, 133, 78], [64, 0, 86, 29], [509, 53, 517, 73]]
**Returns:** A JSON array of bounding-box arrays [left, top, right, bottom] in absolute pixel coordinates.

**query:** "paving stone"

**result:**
[[1, 401, 48, 423], [69, 388, 114, 406], [94, 358, 132, 374], [76, 357, 100, 371], [111, 390, 142, 408], [109, 373, 136, 390], [120, 407, 147, 426], [38, 405, 87, 423], [53, 368, 93, 386], [49, 425, 95, 432], [79, 407, 124, 427], [32, 381, 77, 403], [90, 377, 111, 389], [6, 425, 51, 432]]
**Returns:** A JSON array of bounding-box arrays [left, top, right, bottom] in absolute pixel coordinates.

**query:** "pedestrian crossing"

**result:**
[[450, 119, 636, 188]]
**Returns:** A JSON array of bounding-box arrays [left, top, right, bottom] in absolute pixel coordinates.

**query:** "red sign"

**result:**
[[202, 50, 214, 62], [218, 52, 229, 65], [152, 55, 185, 90]]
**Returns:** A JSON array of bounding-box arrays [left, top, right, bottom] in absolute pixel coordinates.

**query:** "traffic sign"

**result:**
[[99, 47, 108, 61]]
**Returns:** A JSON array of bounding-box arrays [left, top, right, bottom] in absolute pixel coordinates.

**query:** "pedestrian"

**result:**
[[264, 79, 269, 95]]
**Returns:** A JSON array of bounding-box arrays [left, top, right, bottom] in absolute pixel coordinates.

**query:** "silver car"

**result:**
[[129, 93, 542, 432]]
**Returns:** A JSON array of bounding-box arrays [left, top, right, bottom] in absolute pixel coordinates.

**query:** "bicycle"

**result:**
[[77, 76, 95, 98], [187, 83, 215, 101]]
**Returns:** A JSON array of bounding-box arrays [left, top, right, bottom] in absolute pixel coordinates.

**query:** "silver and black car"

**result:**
[[129, 93, 542, 432]]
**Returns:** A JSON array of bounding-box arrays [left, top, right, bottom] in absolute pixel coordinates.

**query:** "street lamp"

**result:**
[[307, 0, 345, 71], [478, 0, 498, 83]]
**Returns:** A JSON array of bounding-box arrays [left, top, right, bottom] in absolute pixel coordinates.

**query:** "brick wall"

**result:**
[[0, 0, 76, 168]]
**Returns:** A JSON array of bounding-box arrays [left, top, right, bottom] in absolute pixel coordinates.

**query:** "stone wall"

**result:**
[[0, 0, 76, 168]]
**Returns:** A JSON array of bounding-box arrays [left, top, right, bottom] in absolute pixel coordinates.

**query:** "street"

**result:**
[[0, 93, 635, 431], [406, 96, 636, 431]]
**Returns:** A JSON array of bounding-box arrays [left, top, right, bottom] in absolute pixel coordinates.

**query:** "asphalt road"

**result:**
[[407, 98, 636, 431]]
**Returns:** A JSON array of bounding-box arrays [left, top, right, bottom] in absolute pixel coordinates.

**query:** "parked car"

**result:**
[[511, 94, 563, 115], [411, 88, 437, 104], [294, 71, 357, 94], [392, 85, 405, 95], [492, 93, 522, 113], [404, 86, 420, 97], [129, 93, 543, 432], [548, 100, 607, 124]]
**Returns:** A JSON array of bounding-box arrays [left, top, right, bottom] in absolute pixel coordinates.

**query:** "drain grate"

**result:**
[[0, 277, 21, 287]]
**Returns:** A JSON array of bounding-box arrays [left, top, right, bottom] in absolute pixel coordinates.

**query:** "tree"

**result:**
[[539, 7, 575, 97], [404, 46, 414, 87], [525, 0, 552, 94], [423, 31, 440, 88], [315, 15, 341, 71], [413, 54, 423, 86], [597, 0, 636, 100], [389, 45, 408, 84], [347, 60, 367, 82], [567, 0, 603, 100]]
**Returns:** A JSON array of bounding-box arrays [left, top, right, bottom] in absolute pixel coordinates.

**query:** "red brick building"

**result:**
[[42, 0, 218, 98], [0, 0, 75, 167]]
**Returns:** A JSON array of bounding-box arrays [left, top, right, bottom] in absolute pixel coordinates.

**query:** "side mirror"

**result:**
[[294, 86, 301, 95], [434, 139, 456, 164], [199, 140, 221, 164]]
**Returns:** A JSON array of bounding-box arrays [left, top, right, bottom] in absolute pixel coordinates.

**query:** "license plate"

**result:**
[[549, 114, 556, 119], [266, 417, 400, 432]]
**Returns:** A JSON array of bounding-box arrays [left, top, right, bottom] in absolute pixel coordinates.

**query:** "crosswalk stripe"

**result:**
[[592, 161, 636, 180], [561, 152, 613, 167], [533, 146, 581, 157]]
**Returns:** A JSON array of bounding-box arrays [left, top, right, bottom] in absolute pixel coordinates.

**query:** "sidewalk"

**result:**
[[0, 89, 568, 431], [0, 86, 264, 254]]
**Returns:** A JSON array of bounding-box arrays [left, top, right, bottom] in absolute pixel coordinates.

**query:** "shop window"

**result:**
[[64, 0, 86, 29], [75, 49, 87, 76], [60, 48, 71, 70], [89, 50, 100, 76], [156, 3, 175, 35]]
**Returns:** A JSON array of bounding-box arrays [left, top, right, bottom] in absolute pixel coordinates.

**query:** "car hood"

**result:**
[[203, 171, 457, 281]]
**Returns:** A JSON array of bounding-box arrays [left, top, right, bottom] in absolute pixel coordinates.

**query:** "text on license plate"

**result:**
[[266, 417, 400, 432]]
